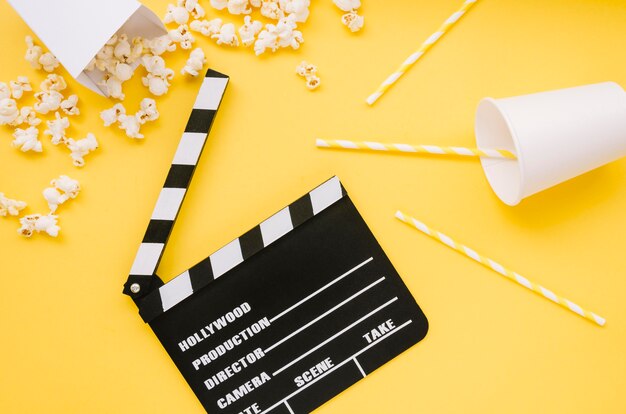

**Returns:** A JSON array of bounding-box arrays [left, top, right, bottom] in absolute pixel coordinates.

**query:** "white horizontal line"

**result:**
[[261, 319, 413, 414], [272, 297, 398, 376], [264, 277, 386, 353], [269, 257, 374, 323]]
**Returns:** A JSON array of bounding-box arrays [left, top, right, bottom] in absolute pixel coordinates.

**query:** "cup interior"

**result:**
[[475, 98, 522, 206]]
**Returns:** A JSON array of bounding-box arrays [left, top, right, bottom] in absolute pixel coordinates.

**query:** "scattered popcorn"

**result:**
[[190, 18, 223, 37], [40, 74, 67, 92], [16, 106, 41, 127], [296, 61, 320, 90], [9, 77, 32, 100], [210, 0, 228, 10], [100, 103, 126, 127], [0, 193, 27, 217], [333, 0, 361, 12], [12, 126, 42, 152], [164, 4, 190, 25], [100, 74, 125, 100], [42, 175, 80, 214], [66, 134, 98, 167], [279, 0, 310, 22], [34, 90, 63, 114], [118, 114, 144, 139], [0, 82, 10, 100], [181, 48, 207, 77], [305, 75, 320, 90], [169, 24, 195, 49], [60, 95, 80, 116], [254, 15, 302, 55], [228, 0, 253, 15], [39, 52, 60, 73], [113, 62, 134, 82], [142, 55, 175, 96], [296, 60, 317, 77], [136, 98, 159, 124], [18, 213, 60, 238], [212, 23, 240, 47], [0, 98, 19, 125], [44, 112, 70, 145], [182, 0, 206, 18], [341, 11, 364, 32], [239, 16, 263, 46], [260, 0, 283, 20], [24, 36, 43, 69], [147, 34, 177, 55]]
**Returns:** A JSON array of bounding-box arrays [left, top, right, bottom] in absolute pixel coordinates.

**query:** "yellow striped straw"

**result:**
[[366, 0, 480, 105], [316, 139, 516, 160], [395, 211, 606, 326]]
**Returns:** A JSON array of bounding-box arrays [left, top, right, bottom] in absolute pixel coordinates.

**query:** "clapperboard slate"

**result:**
[[123, 69, 429, 414]]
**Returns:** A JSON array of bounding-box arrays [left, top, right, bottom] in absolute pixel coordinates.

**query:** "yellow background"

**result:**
[[1, 0, 625, 412]]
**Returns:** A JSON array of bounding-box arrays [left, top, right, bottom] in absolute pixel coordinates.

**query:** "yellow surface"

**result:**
[[1, 0, 626, 412]]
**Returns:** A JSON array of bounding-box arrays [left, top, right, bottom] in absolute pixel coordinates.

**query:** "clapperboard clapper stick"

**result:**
[[123, 70, 429, 413]]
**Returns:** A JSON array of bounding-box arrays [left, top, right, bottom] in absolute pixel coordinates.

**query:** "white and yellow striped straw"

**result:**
[[316, 139, 516, 160], [395, 211, 606, 326], [366, 0, 480, 105]]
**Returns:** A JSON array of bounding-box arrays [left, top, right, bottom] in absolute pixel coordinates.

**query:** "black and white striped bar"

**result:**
[[138, 176, 347, 322], [123, 69, 229, 302]]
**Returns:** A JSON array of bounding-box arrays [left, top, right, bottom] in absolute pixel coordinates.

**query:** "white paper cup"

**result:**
[[8, 0, 166, 95], [475, 82, 626, 205]]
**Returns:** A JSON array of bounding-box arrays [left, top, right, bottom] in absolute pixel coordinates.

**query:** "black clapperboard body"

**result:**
[[124, 69, 429, 414]]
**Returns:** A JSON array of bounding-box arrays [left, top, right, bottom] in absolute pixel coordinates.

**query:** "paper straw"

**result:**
[[316, 139, 516, 160], [366, 0, 480, 105], [395, 211, 606, 326]]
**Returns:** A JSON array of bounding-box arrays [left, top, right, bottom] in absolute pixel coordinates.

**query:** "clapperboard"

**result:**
[[123, 69, 429, 414]]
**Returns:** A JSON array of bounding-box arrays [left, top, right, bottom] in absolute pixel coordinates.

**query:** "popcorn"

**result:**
[[136, 98, 159, 124], [148, 35, 177, 55], [181, 48, 206, 77], [260, 0, 283, 20], [296, 60, 317, 77], [18, 213, 60, 238], [164, 4, 190, 25], [142, 55, 175, 96], [44, 112, 70, 145], [9, 77, 32, 99], [341, 11, 364, 32], [25, 36, 43, 69], [113, 62, 134, 82], [228, 0, 252, 15], [279, 0, 310, 22], [0, 193, 27, 217], [210, 0, 228, 9], [40, 74, 67, 92], [305, 75, 320, 90], [100, 74, 125, 100], [114, 34, 132, 62], [34, 90, 64, 114], [190, 18, 223, 37], [180, 0, 205, 19], [296, 61, 320, 91], [212, 23, 240, 47], [239, 16, 263, 46], [0, 98, 19, 125], [118, 114, 144, 139], [16, 106, 41, 127], [100, 103, 126, 127], [169, 24, 195, 49], [43, 174, 80, 211], [66, 133, 98, 167], [333, 0, 361, 12], [254, 15, 302, 55], [0, 82, 10, 100], [12, 126, 42, 152], [39, 52, 60, 73], [60, 95, 80, 116]]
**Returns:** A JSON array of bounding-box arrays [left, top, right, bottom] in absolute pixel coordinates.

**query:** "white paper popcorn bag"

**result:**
[[8, 0, 166, 95]]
